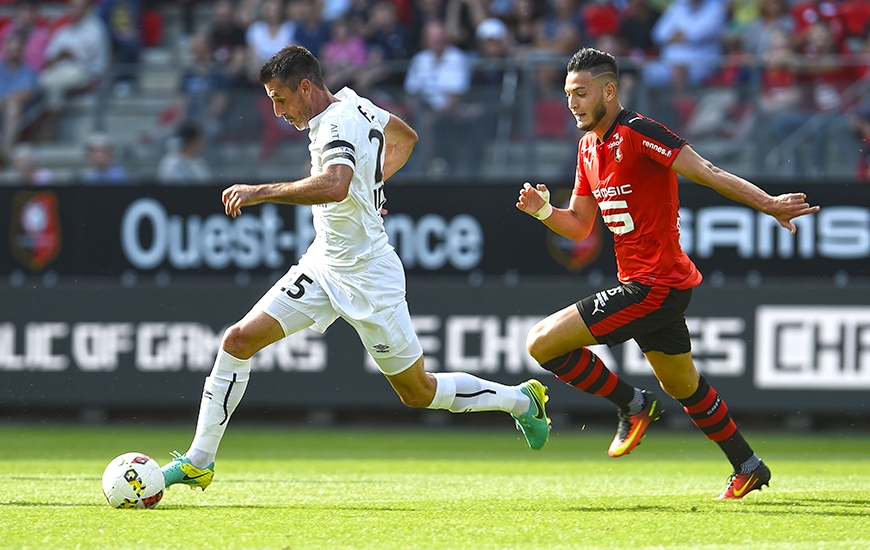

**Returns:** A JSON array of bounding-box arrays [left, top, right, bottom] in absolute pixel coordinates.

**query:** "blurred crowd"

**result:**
[[2, 0, 870, 183]]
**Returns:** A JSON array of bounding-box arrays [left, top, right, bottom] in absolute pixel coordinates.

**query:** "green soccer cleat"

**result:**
[[512, 379, 551, 450], [161, 451, 214, 491]]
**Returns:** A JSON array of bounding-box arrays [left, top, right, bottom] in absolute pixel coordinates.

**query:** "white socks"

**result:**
[[427, 372, 529, 417], [186, 350, 251, 469]]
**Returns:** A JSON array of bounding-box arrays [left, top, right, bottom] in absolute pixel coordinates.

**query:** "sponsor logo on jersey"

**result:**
[[9, 191, 62, 272], [606, 134, 623, 150], [592, 184, 632, 200], [642, 139, 672, 157]]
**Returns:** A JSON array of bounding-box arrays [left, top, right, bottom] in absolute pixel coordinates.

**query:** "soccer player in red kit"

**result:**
[[516, 48, 820, 499]]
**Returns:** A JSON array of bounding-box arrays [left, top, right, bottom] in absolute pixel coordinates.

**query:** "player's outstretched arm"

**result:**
[[222, 164, 354, 217], [383, 114, 418, 181], [672, 145, 820, 234], [516, 182, 598, 241]]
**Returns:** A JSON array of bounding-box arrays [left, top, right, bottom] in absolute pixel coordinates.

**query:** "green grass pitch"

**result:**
[[1, 424, 868, 549]]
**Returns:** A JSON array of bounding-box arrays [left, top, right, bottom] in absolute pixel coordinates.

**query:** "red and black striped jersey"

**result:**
[[574, 109, 702, 289]]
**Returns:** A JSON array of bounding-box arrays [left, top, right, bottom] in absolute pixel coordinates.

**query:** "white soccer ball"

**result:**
[[101, 452, 166, 509]]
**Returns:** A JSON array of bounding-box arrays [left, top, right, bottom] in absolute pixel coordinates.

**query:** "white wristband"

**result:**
[[531, 189, 552, 220]]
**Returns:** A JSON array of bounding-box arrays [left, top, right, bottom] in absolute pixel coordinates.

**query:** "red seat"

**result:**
[[534, 98, 570, 139], [257, 96, 304, 160]]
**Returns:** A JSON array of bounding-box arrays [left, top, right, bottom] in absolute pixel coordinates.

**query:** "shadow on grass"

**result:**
[[0, 501, 419, 512], [0, 501, 106, 508], [561, 499, 870, 518]]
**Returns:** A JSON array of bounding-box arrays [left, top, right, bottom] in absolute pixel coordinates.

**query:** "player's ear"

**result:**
[[604, 80, 617, 101]]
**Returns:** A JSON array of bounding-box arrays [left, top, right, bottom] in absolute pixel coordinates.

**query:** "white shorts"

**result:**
[[253, 250, 423, 376]]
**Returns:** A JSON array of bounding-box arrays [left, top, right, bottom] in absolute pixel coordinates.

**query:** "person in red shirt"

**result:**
[[516, 47, 819, 500]]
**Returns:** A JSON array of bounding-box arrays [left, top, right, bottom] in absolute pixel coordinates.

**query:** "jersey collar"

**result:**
[[600, 109, 625, 144]]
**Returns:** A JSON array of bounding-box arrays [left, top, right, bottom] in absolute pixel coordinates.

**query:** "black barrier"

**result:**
[[1, 183, 868, 279], [1, 281, 868, 414]]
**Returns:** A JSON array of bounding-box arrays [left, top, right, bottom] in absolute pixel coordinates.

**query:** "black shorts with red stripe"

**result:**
[[576, 281, 692, 355]]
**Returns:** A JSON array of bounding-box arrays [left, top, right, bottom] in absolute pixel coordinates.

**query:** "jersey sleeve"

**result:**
[[626, 114, 687, 169], [573, 140, 592, 195], [316, 113, 358, 171], [370, 99, 391, 129]]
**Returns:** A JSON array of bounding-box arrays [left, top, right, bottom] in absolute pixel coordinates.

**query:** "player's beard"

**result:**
[[576, 96, 607, 132]]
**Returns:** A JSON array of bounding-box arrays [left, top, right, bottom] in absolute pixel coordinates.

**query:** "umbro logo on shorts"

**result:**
[[373, 343, 390, 353]]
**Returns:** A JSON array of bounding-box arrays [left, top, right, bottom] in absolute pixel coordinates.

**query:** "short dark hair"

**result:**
[[259, 45, 325, 90], [566, 48, 619, 81]]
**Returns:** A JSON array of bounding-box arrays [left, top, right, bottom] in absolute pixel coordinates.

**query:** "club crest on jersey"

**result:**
[[614, 146, 623, 163], [9, 190, 62, 272]]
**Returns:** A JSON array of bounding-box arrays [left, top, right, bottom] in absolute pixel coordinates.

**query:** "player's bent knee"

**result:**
[[221, 325, 255, 360], [396, 388, 431, 409], [525, 325, 551, 364]]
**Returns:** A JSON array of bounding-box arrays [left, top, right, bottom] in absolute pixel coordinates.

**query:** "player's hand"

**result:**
[[516, 182, 549, 216], [222, 184, 256, 218], [769, 193, 820, 234]]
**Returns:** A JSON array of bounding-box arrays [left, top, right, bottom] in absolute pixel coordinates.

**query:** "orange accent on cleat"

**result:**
[[608, 390, 662, 458], [716, 462, 771, 500]]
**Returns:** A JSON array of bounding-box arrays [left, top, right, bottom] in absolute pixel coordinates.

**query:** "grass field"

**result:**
[[0, 424, 868, 550]]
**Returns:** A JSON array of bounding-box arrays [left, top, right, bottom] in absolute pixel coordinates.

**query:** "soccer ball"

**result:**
[[101, 452, 166, 509]]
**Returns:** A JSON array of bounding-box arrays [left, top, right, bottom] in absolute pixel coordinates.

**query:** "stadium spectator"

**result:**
[[81, 132, 129, 184], [3, 143, 53, 184], [177, 33, 230, 144], [321, 15, 368, 90], [322, 0, 353, 21], [517, 47, 817, 501], [445, 0, 488, 52], [37, 0, 110, 141], [505, 0, 542, 56], [619, 0, 661, 58], [407, 0, 446, 55], [404, 19, 471, 174], [209, 0, 250, 88], [582, 0, 621, 43], [460, 17, 513, 175], [795, 20, 860, 176], [791, 0, 845, 50], [0, 32, 39, 164], [287, 0, 332, 58], [531, 0, 583, 92], [157, 121, 212, 184], [0, 0, 51, 72], [741, 0, 795, 60], [646, 0, 727, 93], [364, 0, 410, 59], [751, 27, 802, 174], [345, 0, 374, 35], [246, 0, 297, 83], [723, 0, 762, 49], [533, 0, 582, 57], [98, 0, 143, 97], [352, 0, 410, 94]]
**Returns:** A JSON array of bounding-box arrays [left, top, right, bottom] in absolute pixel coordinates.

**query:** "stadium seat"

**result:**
[[257, 95, 304, 160], [534, 98, 571, 139]]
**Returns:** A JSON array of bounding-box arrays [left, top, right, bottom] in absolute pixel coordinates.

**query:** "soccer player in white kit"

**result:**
[[161, 46, 551, 490]]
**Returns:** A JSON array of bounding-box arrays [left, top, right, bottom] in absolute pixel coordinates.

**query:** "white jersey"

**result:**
[[306, 87, 392, 267]]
